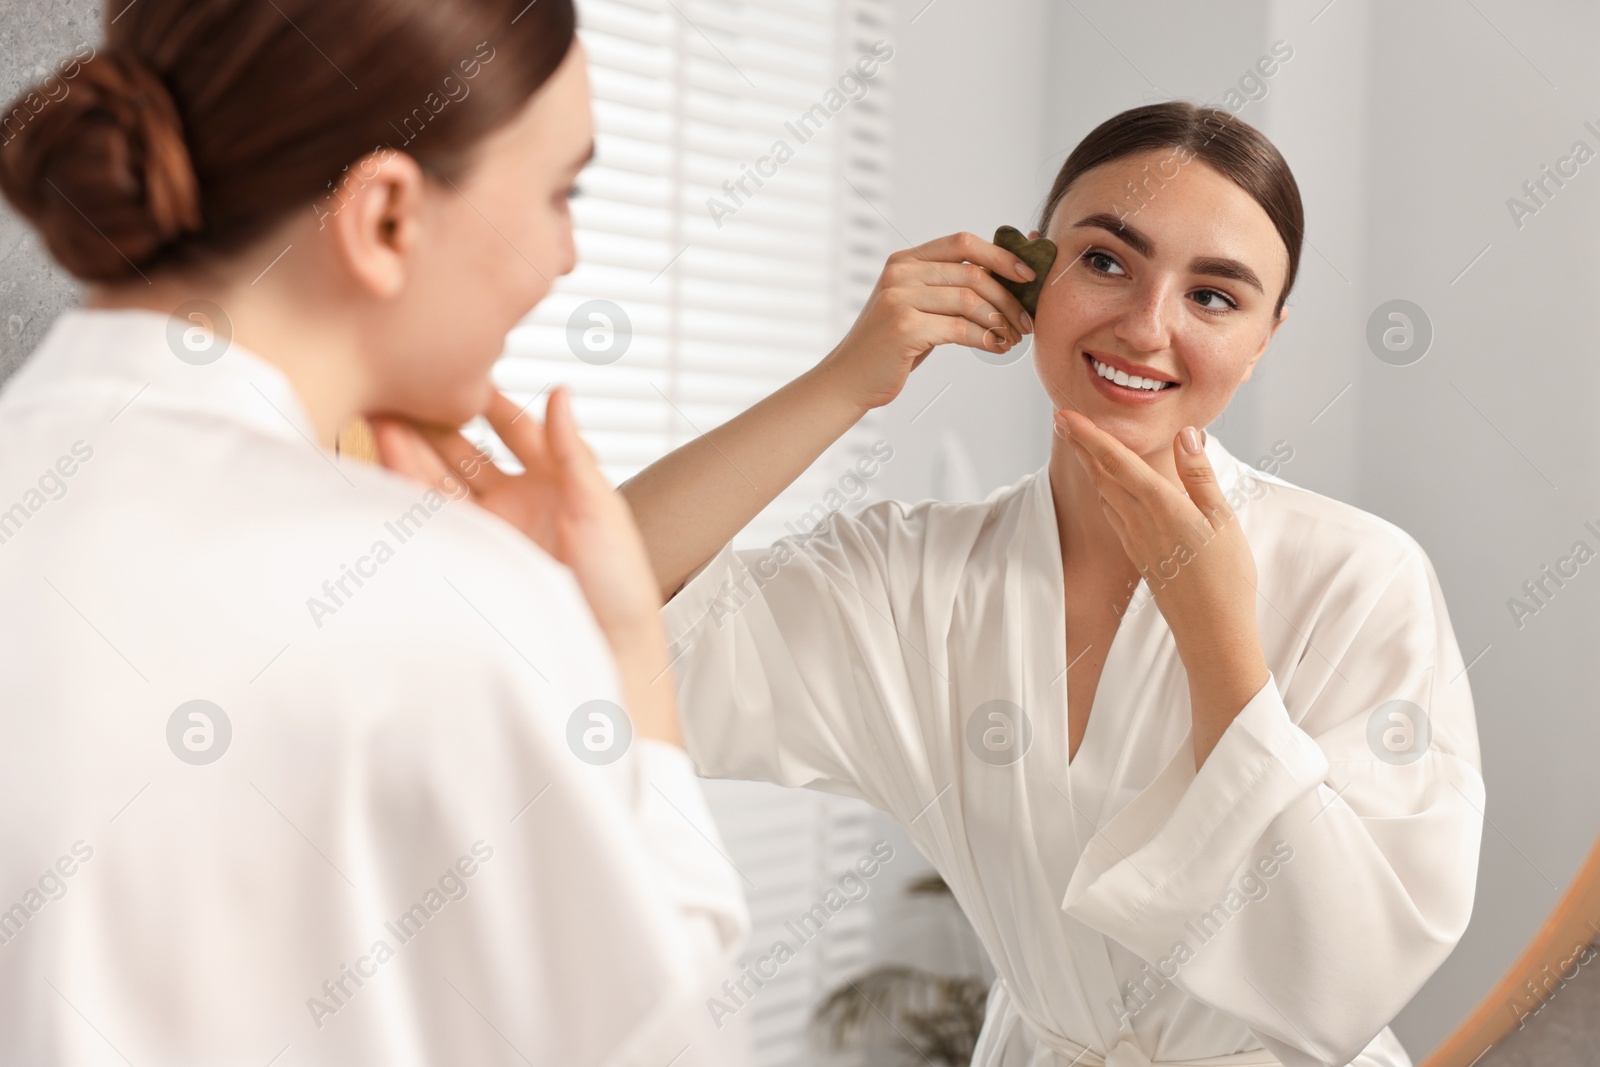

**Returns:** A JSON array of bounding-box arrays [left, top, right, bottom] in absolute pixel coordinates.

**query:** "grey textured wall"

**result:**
[[0, 0, 96, 381], [1481, 936, 1600, 1066]]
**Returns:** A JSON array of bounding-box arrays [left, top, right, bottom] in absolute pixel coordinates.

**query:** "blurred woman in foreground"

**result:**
[[0, 1, 744, 1063]]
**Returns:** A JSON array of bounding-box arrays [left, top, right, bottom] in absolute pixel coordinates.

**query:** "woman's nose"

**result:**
[[1111, 284, 1174, 353]]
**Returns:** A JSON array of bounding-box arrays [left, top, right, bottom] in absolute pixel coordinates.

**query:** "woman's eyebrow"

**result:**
[[1190, 256, 1263, 293], [1069, 213, 1265, 294], [1070, 213, 1153, 257]]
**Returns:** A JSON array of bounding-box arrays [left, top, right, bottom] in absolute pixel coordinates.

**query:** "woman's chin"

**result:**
[[1057, 412, 1181, 459], [384, 387, 490, 432]]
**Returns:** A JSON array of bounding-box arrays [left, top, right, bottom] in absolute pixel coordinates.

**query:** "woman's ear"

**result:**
[[319, 148, 429, 300], [1265, 306, 1289, 347], [1239, 307, 1289, 384]]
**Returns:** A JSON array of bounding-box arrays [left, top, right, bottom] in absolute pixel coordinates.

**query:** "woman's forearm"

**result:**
[[607, 615, 683, 748], [621, 231, 1036, 601], [620, 358, 869, 602], [1185, 636, 1271, 768]]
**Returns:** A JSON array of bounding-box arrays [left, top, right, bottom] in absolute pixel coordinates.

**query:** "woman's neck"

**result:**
[[1048, 432, 1183, 577], [87, 270, 374, 450]]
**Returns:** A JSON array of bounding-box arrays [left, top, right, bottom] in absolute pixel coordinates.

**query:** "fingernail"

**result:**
[[1021, 311, 1034, 332], [1055, 411, 1071, 436], [1181, 426, 1203, 454], [1015, 260, 1035, 280]]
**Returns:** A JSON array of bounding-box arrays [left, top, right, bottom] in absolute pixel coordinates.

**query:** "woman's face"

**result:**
[[1031, 148, 1290, 459], [368, 39, 594, 425]]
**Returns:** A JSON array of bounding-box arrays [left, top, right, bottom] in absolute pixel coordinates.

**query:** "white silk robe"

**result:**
[[662, 433, 1485, 1067], [0, 309, 748, 1066]]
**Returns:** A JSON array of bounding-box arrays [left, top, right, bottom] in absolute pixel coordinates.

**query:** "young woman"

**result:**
[[0, 2, 745, 1065], [386, 108, 1485, 1067]]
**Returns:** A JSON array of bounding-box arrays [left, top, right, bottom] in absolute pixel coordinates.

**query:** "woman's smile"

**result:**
[[1081, 348, 1181, 405]]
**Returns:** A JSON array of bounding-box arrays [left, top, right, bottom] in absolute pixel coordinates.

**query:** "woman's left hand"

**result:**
[[1055, 408, 1270, 763]]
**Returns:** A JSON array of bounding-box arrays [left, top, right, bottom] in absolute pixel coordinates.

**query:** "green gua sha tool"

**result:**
[[992, 225, 1057, 318]]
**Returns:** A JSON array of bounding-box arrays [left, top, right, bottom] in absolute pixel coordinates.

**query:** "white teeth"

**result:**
[[1091, 356, 1170, 392]]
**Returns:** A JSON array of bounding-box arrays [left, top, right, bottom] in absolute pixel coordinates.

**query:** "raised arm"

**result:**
[[619, 231, 1040, 601]]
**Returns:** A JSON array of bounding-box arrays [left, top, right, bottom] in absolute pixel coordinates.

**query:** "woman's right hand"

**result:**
[[818, 231, 1038, 412]]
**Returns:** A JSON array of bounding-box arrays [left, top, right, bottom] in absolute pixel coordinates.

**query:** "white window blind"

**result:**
[[696, 780, 878, 1065], [484, 1, 896, 1064], [489, 0, 893, 542]]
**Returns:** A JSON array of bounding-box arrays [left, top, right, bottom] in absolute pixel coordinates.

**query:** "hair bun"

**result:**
[[0, 48, 201, 282]]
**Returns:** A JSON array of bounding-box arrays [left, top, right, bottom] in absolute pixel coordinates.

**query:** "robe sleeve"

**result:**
[[611, 738, 755, 983], [1060, 541, 1484, 1067], [351, 565, 751, 1067], [659, 501, 935, 812]]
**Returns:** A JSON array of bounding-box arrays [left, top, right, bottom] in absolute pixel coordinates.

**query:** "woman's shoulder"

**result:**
[[169, 445, 609, 686], [1224, 445, 1437, 600], [763, 472, 1039, 583], [823, 466, 1041, 542], [246, 464, 619, 714], [307, 458, 593, 619]]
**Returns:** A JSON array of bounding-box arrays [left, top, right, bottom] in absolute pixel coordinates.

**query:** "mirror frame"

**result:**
[[1422, 835, 1600, 1065]]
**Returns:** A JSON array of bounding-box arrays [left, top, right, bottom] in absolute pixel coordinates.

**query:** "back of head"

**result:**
[[0, 0, 576, 283]]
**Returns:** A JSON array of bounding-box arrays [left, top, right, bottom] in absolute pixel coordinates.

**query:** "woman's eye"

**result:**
[[1191, 288, 1237, 311], [1081, 249, 1125, 276]]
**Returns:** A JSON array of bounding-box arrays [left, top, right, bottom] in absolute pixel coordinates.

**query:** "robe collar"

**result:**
[[8, 307, 321, 449], [1010, 429, 1255, 1055], [1014, 423, 1255, 815]]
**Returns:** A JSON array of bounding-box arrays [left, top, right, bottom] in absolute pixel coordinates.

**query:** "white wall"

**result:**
[[1338, 0, 1600, 1048]]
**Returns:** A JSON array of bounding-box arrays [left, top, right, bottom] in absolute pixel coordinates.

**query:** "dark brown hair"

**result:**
[[0, 0, 576, 283], [1038, 102, 1304, 316]]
